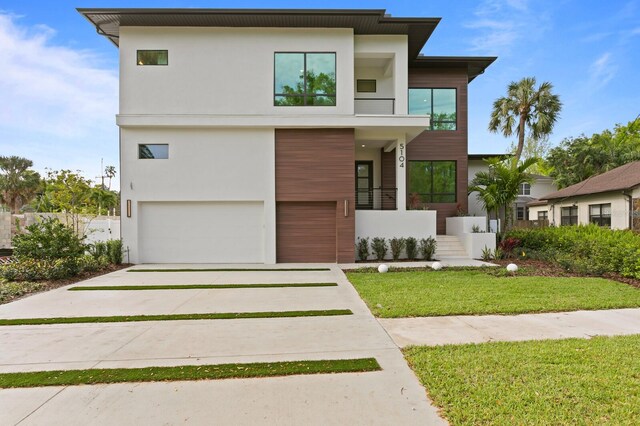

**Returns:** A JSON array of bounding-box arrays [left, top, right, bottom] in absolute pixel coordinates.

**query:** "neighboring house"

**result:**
[[80, 8, 495, 263], [528, 161, 640, 229], [467, 155, 556, 222]]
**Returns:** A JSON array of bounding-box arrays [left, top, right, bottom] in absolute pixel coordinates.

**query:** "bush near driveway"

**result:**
[[506, 225, 640, 278], [404, 335, 640, 425]]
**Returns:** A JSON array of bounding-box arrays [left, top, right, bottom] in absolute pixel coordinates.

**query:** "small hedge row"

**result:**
[[356, 237, 437, 261], [0, 255, 109, 282], [505, 224, 640, 278]]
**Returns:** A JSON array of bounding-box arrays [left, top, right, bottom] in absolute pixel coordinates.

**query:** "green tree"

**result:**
[[508, 135, 552, 175], [489, 77, 562, 164], [39, 170, 93, 233], [469, 157, 538, 230], [104, 165, 116, 190], [0, 156, 41, 213], [546, 118, 640, 188], [89, 187, 118, 216]]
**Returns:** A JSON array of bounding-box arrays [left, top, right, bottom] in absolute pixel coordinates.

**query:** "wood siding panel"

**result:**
[[381, 148, 396, 189], [275, 129, 355, 262], [408, 68, 469, 234], [276, 202, 336, 262]]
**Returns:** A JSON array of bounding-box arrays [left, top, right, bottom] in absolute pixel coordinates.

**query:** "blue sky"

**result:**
[[1, 0, 639, 189]]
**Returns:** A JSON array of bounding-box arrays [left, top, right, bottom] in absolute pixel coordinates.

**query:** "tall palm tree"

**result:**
[[104, 166, 117, 190], [489, 77, 562, 164], [0, 156, 41, 213], [469, 157, 538, 230]]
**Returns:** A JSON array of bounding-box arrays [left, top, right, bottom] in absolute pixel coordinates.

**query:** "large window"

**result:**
[[408, 161, 456, 204], [408, 88, 457, 130], [561, 206, 578, 226], [137, 50, 168, 66], [274, 52, 336, 106], [139, 144, 168, 159], [589, 203, 612, 228]]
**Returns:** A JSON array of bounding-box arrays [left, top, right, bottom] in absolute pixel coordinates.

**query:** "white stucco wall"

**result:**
[[119, 27, 355, 116], [545, 193, 630, 230], [355, 210, 436, 242], [467, 159, 487, 216], [120, 128, 276, 263]]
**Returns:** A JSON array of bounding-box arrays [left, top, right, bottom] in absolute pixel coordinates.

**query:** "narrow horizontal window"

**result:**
[[139, 144, 168, 159], [356, 79, 376, 93], [137, 50, 168, 66]]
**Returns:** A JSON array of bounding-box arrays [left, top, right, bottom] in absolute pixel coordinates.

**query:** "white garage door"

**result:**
[[138, 201, 264, 263]]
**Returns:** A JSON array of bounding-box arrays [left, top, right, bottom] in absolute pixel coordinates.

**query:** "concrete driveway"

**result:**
[[0, 265, 444, 425]]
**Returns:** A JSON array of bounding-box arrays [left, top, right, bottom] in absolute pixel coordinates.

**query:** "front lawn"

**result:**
[[404, 335, 640, 425], [346, 269, 640, 317]]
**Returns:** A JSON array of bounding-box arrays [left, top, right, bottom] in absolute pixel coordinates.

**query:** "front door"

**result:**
[[355, 161, 373, 209]]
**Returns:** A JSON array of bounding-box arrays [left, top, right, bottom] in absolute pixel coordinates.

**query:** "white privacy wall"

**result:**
[[120, 128, 276, 263], [119, 27, 355, 116], [355, 211, 437, 241]]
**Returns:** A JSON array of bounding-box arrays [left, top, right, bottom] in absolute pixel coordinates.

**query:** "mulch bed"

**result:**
[[0, 264, 132, 305], [492, 258, 640, 289]]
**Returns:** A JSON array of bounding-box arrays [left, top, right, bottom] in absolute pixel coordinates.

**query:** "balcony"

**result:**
[[355, 188, 397, 210], [354, 98, 395, 115]]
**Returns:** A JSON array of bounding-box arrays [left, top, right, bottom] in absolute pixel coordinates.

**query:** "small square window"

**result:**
[[139, 144, 168, 159], [356, 79, 376, 93], [137, 50, 168, 66]]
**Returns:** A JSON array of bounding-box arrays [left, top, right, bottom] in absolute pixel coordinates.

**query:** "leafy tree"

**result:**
[[489, 77, 562, 164], [469, 157, 538, 229], [104, 165, 116, 190], [508, 135, 552, 175], [546, 118, 640, 188], [0, 156, 41, 213], [89, 187, 118, 216], [37, 170, 93, 233]]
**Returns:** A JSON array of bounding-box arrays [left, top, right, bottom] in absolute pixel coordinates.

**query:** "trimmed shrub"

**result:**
[[0, 258, 80, 282], [12, 217, 85, 261], [419, 237, 437, 261], [356, 237, 370, 261], [371, 237, 388, 261], [498, 237, 521, 258], [89, 241, 109, 260], [405, 237, 418, 260], [106, 239, 124, 265], [389, 237, 406, 261]]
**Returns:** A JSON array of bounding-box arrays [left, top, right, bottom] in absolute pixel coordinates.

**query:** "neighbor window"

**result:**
[[561, 206, 578, 226], [139, 144, 168, 159], [274, 52, 336, 106], [589, 203, 611, 228], [356, 79, 376, 93], [538, 211, 548, 221], [408, 88, 457, 130], [519, 183, 531, 195], [408, 161, 456, 203], [516, 206, 526, 220], [137, 50, 168, 66]]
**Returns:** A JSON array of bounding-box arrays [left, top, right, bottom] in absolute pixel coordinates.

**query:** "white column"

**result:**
[[396, 135, 407, 211]]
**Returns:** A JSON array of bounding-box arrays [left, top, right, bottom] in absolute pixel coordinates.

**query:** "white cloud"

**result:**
[[0, 13, 117, 139], [589, 52, 617, 89]]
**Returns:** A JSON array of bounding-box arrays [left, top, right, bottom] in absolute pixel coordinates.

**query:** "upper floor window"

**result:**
[[356, 79, 376, 93], [137, 50, 168, 66], [519, 182, 531, 195], [139, 144, 168, 159], [274, 52, 336, 106], [408, 160, 457, 204], [408, 88, 457, 130]]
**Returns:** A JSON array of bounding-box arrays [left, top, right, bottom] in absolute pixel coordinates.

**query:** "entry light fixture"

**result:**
[[126, 200, 132, 218]]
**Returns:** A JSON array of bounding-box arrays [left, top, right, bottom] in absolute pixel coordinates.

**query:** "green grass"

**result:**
[[0, 309, 353, 326], [404, 335, 640, 425], [347, 269, 640, 317], [128, 268, 331, 272], [69, 283, 338, 291], [0, 358, 381, 388]]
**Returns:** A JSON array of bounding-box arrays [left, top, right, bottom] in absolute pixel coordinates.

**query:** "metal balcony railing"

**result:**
[[354, 98, 395, 115], [355, 188, 397, 210]]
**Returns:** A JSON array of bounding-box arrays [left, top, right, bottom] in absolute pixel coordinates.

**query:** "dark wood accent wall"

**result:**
[[275, 128, 355, 263], [380, 148, 396, 189], [407, 68, 469, 234], [276, 202, 337, 263]]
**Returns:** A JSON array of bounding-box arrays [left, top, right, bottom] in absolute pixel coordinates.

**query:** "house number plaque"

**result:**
[[398, 143, 405, 167]]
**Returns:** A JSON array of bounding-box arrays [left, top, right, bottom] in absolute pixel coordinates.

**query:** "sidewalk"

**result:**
[[379, 308, 640, 347]]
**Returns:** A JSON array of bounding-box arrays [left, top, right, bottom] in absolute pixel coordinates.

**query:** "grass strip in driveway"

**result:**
[[404, 335, 640, 425], [128, 268, 331, 272], [69, 283, 338, 291], [0, 358, 381, 389], [347, 269, 640, 317], [0, 309, 353, 326]]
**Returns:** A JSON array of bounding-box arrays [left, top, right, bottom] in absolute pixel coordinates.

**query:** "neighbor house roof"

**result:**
[[539, 161, 640, 201], [468, 153, 510, 160]]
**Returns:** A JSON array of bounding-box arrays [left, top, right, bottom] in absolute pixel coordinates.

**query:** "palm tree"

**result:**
[[104, 166, 116, 190], [0, 156, 41, 213], [489, 77, 562, 164], [469, 157, 538, 230]]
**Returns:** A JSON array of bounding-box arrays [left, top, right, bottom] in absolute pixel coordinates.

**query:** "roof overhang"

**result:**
[[77, 8, 440, 59], [410, 56, 497, 82]]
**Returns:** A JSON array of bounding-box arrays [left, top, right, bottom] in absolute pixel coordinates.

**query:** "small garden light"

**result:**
[[431, 262, 443, 271], [378, 264, 389, 273], [506, 263, 518, 273]]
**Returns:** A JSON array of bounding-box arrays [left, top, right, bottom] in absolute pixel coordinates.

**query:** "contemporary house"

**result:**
[[528, 161, 640, 229], [79, 8, 495, 263], [467, 155, 556, 223]]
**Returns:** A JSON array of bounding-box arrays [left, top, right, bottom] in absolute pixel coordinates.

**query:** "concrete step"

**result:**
[[435, 235, 468, 258]]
